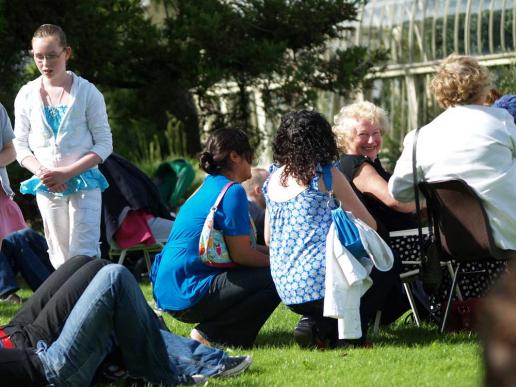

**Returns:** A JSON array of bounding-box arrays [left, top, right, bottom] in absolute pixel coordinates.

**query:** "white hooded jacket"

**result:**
[[324, 211, 393, 339]]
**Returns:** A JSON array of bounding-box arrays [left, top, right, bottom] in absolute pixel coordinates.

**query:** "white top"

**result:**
[[324, 223, 372, 339], [13, 71, 113, 169], [388, 105, 516, 250], [324, 213, 393, 339]]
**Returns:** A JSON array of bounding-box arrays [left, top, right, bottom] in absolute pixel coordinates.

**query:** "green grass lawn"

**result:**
[[1, 281, 482, 387]]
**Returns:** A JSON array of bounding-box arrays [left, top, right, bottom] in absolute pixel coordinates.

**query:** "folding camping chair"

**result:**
[[372, 227, 457, 333], [418, 179, 516, 332], [381, 227, 457, 328], [98, 153, 173, 261], [109, 242, 163, 276]]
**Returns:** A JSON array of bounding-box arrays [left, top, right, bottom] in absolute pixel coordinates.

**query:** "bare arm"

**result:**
[[331, 167, 377, 230], [264, 209, 270, 246], [256, 244, 269, 254], [353, 163, 416, 213], [20, 155, 45, 175], [0, 141, 16, 167], [225, 235, 270, 267], [20, 155, 68, 192], [40, 152, 102, 190]]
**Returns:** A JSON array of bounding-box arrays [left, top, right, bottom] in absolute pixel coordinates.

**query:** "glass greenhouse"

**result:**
[[145, 1, 516, 163], [322, 0, 516, 161]]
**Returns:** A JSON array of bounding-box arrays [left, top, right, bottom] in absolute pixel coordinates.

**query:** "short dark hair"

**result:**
[[273, 110, 338, 186], [199, 128, 253, 175]]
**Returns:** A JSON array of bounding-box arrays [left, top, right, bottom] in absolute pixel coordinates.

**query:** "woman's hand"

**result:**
[[40, 167, 72, 189], [24, 163, 67, 192], [47, 183, 68, 193], [40, 152, 102, 191]]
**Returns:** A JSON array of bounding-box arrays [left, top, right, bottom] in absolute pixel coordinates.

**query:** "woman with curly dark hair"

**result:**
[[152, 128, 280, 348], [264, 110, 395, 348]]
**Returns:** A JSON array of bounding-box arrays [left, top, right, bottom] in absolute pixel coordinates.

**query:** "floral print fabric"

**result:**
[[263, 165, 337, 305]]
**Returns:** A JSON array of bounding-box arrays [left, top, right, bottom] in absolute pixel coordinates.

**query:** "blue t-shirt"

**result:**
[[152, 174, 251, 311], [44, 105, 68, 138]]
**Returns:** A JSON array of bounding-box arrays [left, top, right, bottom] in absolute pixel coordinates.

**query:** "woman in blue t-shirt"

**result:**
[[152, 129, 280, 348]]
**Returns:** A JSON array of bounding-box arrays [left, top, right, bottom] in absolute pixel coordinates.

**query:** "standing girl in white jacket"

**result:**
[[13, 24, 113, 268]]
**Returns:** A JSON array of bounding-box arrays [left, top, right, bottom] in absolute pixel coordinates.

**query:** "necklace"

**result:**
[[43, 77, 67, 118]]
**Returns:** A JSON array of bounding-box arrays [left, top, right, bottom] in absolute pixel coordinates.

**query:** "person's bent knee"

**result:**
[[69, 254, 94, 260], [4, 228, 33, 245], [66, 255, 96, 266], [98, 263, 134, 285], [70, 255, 111, 266], [75, 257, 113, 279], [9, 227, 31, 239]]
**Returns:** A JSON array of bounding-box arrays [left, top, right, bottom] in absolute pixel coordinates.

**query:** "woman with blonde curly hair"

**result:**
[[334, 101, 417, 239], [389, 54, 516, 251]]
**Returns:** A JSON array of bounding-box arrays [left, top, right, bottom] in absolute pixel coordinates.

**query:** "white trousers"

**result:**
[[36, 189, 101, 269]]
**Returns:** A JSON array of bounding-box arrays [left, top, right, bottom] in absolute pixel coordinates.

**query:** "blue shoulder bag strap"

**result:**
[[323, 164, 367, 258], [321, 164, 333, 191], [321, 164, 338, 206]]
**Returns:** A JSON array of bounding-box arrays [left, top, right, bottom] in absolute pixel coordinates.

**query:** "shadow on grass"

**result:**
[[371, 324, 477, 347], [253, 324, 476, 349], [254, 329, 295, 348]]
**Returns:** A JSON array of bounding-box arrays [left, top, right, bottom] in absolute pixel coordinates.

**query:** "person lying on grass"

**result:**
[[0, 256, 251, 386]]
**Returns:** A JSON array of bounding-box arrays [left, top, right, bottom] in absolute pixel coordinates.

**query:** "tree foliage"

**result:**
[[0, 0, 385, 160], [163, 0, 386, 151]]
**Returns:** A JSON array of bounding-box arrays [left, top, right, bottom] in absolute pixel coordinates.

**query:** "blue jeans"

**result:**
[[0, 251, 17, 297], [0, 228, 53, 296], [36, 264, 227, 386]]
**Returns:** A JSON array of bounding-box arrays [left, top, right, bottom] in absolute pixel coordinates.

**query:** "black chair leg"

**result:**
[[440, 262, 461, 333]]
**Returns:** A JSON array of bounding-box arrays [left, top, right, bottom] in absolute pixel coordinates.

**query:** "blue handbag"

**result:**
[[321, 165, 368, 259]]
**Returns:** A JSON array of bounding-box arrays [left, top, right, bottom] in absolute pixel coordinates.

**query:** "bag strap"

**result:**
[[321, 164, 333, 192], [211, 182, 236, 212], [322, 164, 342, 208], [412, 128, 433, 249]]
